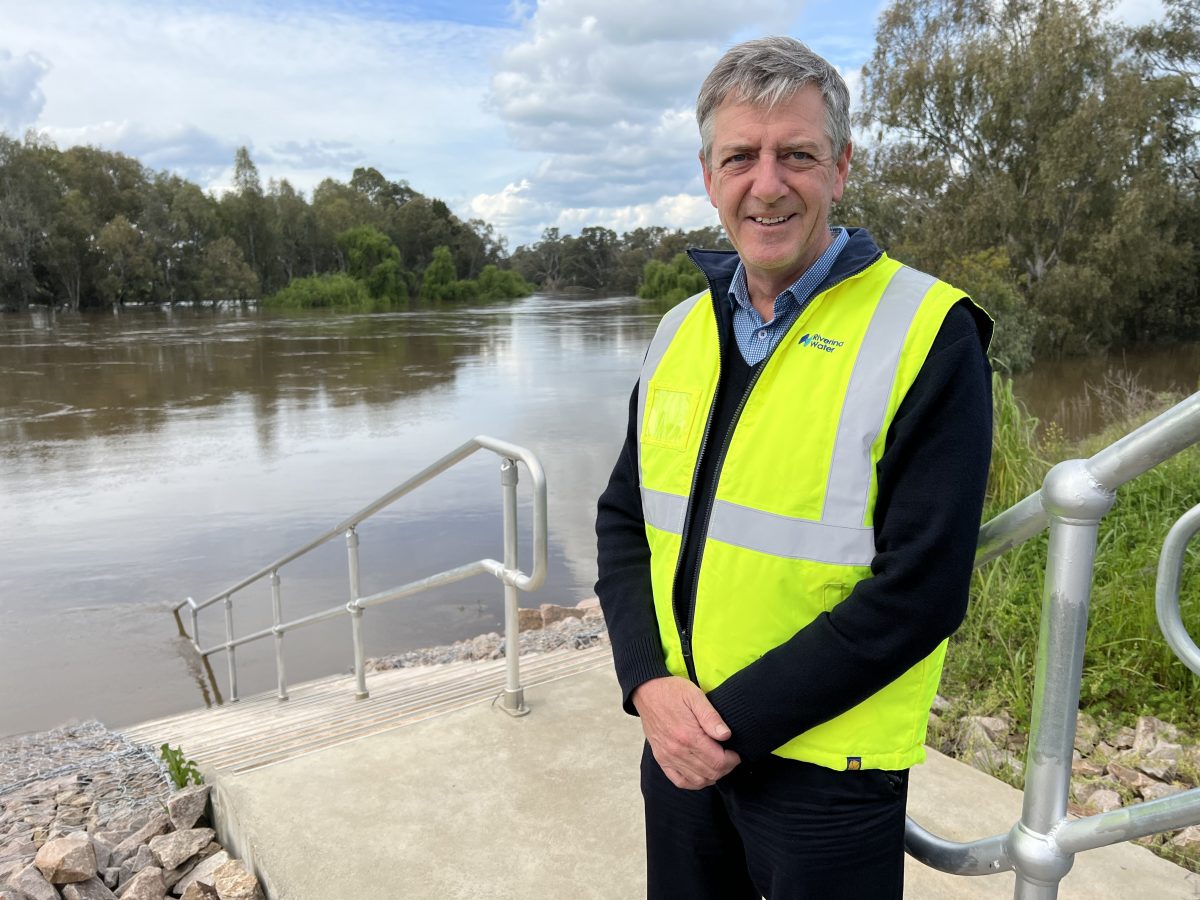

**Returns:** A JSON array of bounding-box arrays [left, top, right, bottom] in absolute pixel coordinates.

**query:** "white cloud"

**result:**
[[484, 0, 802, 243], [0, 0, 525, 204], [0, 48, 51, 133]]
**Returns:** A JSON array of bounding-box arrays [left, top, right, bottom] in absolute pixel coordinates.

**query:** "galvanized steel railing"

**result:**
[[906, 391, 1200, 898], [172, 436, 547, 716]]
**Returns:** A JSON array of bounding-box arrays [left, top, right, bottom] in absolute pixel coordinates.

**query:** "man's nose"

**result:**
[[749, 157, 787, 204]]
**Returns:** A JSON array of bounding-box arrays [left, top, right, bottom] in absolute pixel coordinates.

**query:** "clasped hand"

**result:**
[[632, 676, 741, 790]]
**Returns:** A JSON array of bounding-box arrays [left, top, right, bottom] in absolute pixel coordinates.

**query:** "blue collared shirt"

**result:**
[[728, 227, 849, 365]]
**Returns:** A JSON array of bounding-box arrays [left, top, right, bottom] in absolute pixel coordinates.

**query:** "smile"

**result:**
[[752, 215, 792, 225]]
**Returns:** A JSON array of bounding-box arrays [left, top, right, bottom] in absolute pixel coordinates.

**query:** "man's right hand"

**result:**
[[632, 676, 741, 790]]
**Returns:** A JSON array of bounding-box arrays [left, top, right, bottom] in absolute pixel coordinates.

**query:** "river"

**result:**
[[1, 297, 1197, 737]]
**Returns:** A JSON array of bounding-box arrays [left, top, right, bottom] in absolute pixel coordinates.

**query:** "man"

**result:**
[[595, 36, 993, 899]]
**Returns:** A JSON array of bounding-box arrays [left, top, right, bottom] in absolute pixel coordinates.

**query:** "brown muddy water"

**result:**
[[1, 298, 1197, 737]]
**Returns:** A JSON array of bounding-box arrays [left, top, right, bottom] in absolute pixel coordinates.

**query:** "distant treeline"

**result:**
[[0, 137, 542, 310], [0, 133, 731, 312]]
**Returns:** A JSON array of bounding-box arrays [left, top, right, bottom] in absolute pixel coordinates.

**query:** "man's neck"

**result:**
[[742, 234, 834, 319]]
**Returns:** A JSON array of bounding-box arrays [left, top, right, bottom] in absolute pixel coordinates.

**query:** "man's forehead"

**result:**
[[710, 92, 831, 151]]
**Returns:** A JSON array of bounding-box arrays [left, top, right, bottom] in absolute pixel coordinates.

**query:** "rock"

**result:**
[[7, 864, 60, 900], [968, 746, 1023, 777], [574, 596, 600, 610], [117, 866, 165, 900], [211, 861, 262, 900], [102, 868, 120, 889], [1085, 789, 1122, 814], [1171, 825, 1200, 849], [1071, 758, 1105, 778], [1094, 740, 1117, 759], [111, 816, 169, 867], [171, 851, 228, 897], [1075, 711, 1099, 755], [0, 837, 37, 863], [91, 837, 114, 872], [1135, 757, 1175, 781], [516, 608, 543, 632], [34, 831, 96, 884], [539, 604, 584, 627], [147, 830, 214, 873], [1107, 762, 1155, 792], [0, 890, 31, 900], [1073, 778, 1120, 804], [1112, 726, 1136, 750], [931, 694, 952, 714], [120, 845, 156, 883], [61, 877, 117, 899], [1147, 740, 1183, 762], [1140, 782, 1187, 802], [178, 883, 218, 900], [1134, 716, 1178, 754], [166, 788, 210, 835]]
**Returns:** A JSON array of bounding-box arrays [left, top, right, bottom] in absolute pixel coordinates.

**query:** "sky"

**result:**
[[0, 0, 1168, 249]]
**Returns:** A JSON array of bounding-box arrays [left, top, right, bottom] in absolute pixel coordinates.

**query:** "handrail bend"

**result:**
[[175, 435, 547, 715], [906, 390, 1200, 898]]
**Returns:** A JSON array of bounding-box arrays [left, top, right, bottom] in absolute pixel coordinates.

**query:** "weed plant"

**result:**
[[941, 374, 1200, 736]]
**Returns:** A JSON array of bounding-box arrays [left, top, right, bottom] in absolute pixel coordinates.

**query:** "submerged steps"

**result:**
[[121, 645, 612, 775]]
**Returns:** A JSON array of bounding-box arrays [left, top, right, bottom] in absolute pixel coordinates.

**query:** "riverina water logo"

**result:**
[[797, 332, 845, 353]]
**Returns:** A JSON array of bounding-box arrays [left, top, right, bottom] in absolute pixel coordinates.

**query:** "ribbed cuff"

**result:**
[[707, 677, 778, 763], [611, 635, 671, 716]]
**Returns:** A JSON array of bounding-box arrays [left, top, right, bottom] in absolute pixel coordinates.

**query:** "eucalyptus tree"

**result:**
[[860, 0, 1197, 353]]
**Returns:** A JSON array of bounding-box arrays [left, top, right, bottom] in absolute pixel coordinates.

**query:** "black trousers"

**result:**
[[640, 743, 908, 900]]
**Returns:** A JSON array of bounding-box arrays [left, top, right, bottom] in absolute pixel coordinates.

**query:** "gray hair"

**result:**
[[697, 36, 851, 167]]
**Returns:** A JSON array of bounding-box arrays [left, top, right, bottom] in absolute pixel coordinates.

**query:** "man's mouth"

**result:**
[[751, 215, 792, 225]]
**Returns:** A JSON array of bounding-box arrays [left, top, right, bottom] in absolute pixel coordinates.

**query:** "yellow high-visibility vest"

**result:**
[[637, 253, 988, 771]]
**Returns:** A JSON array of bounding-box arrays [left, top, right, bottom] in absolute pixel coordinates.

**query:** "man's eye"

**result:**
[[787, 151, 813, 162], [724, 153, 749, 166]]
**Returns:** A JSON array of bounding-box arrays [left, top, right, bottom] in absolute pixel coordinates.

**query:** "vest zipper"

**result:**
[[673, 248, 853, 688]]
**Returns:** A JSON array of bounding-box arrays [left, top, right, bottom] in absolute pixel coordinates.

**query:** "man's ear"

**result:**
[[832, 141, 852, 203]]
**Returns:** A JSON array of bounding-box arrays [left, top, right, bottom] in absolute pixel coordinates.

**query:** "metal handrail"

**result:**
[[905, 390, 1200, 898], [174, 435, 547, 716]]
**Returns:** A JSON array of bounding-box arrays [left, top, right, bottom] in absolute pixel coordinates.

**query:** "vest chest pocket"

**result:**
[[643, 384, 702, 451]]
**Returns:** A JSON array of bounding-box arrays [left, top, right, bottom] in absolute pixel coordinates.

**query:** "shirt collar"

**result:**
[[728, 226, 849, 318]]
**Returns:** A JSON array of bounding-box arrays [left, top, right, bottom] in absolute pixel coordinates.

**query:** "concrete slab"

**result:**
[[209, 665, 1200, 899]]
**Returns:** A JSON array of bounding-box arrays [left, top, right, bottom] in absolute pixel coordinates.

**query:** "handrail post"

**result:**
[[347, 527, 369, 700], [223, 595, 239, 703], [1009, 460, 1115, 898], [189, 598, 199, 650], [271, 571, 288, 701], [499, 457, 528, 716]]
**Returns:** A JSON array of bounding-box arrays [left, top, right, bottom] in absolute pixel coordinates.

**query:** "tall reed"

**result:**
[[941, 375, 1200, 734]]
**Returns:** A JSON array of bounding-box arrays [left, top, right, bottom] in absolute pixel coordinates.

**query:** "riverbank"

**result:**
[[3, 605, 1199, 893]]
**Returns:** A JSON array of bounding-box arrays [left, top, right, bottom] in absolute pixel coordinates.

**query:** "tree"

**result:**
[[420, 245, 459, 302], [0, 133, 55, 309], [336, 225, 408, 303], [860, 0, 1195, 354], [196, 236, 259, 302], [96, 214, 155, 306]]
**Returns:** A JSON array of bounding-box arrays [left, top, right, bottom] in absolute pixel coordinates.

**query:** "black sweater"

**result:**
[[594, 232, 994, 765]]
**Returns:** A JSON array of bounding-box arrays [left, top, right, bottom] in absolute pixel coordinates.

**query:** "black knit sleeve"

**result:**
[[595, 384, 672, 714], [706, 301, 993, 763]]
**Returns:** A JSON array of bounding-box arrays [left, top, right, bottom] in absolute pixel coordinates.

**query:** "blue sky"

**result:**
[[0, 0, 1165, 247]]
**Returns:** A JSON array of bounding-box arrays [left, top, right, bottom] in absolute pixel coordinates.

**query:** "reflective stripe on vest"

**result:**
[[637, 264, 934, 565]]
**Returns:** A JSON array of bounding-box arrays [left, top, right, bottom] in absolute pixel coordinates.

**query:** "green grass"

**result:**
[[941, 374, 1200, 736]]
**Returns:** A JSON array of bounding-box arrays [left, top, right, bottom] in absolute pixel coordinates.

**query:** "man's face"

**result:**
[[701, 85, 851, 292]]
